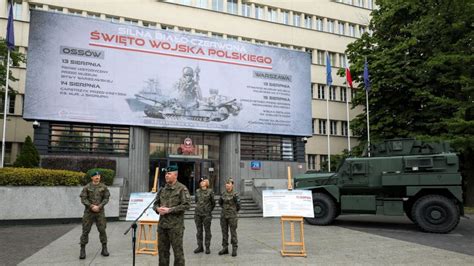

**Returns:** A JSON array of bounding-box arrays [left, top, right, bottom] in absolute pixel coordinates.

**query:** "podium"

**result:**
[[136, 220, 159, 256]]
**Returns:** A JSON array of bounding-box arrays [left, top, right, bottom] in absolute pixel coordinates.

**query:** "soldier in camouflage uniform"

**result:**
[[218, 178, 241, 257], [153, 165, 191, 266], [193, 178, 215, 254], [79, 171, 110, 260]]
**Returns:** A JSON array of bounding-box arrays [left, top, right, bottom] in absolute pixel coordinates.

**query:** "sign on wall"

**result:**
[[24, 11, 311, 136], [262, 190, 314, 217]]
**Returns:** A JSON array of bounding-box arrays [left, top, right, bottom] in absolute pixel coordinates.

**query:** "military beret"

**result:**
[[163, 165, 178, 172], [225, 178, 234, 184], [93, 171, 101, 176]]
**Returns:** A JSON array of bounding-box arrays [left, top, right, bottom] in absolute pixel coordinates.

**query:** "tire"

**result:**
[[404, 203, 415, 223], [304, 193, 336, 225], [411, 195, 460, 233]]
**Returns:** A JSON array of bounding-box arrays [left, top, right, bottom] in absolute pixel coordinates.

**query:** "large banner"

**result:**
[[24, 11, 312, 136]]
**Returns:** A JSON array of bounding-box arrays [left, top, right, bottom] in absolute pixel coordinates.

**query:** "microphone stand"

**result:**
[[124, 198, 157, 266]]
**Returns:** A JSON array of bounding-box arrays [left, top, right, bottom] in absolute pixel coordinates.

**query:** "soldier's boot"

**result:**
[[232, 246, 237, 257], [194, 246, 204, 254], [79, 245, 86, 260], [101, 243, 109, 257], [205, 246, 211, 254], [218, 247, 228, 255]]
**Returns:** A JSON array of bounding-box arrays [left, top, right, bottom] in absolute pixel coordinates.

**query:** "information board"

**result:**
[[125, 192, 160, 221], [262, 190, 314, 218]]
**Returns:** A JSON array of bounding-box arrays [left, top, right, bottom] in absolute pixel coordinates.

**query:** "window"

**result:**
[[105, 15, 119, 22], [341, 121, 348, 136], [212, 33, 223, 38], [293, 13, 301, 27], [368, 0, 374, 9], [241, 134, 297, 161], [49, 123, 130, 155], [360, 26, 366, 35], [308, 154, 317, 170], [29, 4, 43, 10], [13, 1, 22, 20], [312, 119, 316, 134], [329, 52, 336, 66], [349, 24, 356, 37], [226, 35, 238, 40], [329, 86, 337, 100], [281, 10, 289, 24], [255, 5, 263, 19], [320, 155, 328, 169], [69, 9, 83, 16], [4, 142, 13, 165], [304, 15, 312, 29], [316, 50, 325, 65], [161, 24, 174, 31], [327, 20, 334, 33], [319, 120, 326, 134], [268, 8, 277, 22], [194, 30, 208, 36], [242, 3, 251, 17], [338, 22, 345, 35], [330, 120, 338, 135], [0, 94, 16, 114], [124, 18, 138, 25], [357, 0, 364, 7], [143, 21, 156, 28], [180, 0, 192, 5], [87, 12, 100, 19], [196, 0, 208, 8], [339, 54, 347, 68], [178, 27, 191, 32], [340, 87, 347, 102], [318, 84, 325, 99], [212, 0, 223, 12], [49, 6, 63, 13], [227, 0, 237, 14], [351, 90, 356, 102], [316, 17, 324, 31]]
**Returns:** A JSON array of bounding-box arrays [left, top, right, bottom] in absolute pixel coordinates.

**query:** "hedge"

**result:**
[[0, 167, 84, 186], [84, 168, 115, 186], [41, 156, 116, 173]]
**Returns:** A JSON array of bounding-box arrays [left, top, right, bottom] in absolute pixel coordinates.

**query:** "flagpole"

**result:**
[[365, 88, 371, 157], [346, 85, 351, 152], [1, 50, 11, 168], [326, 86, 331, 171]]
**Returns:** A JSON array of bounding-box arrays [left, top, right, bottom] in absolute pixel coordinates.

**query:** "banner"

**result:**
[[125, 192, 159, 221], [24, 11, 311, 136], [262, 189, 314, 217]]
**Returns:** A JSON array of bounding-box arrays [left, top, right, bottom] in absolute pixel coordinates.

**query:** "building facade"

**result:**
[[0, 0, 372, 195]]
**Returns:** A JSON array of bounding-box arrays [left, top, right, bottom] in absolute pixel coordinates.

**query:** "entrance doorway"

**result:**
[[171, 161, 196, 195]]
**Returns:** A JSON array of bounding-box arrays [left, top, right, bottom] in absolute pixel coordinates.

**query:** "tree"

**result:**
[[344, 0, 474, 204], [14, 136, 40, 168], [1, 38, 25, 95]]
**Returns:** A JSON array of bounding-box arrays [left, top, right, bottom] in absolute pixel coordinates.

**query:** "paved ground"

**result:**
[[10, 216, 474, 265]]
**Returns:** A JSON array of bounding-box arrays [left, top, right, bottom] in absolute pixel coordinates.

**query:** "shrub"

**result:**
[[84, 168, 115, 186], [0, 167, 84, 186], [13, 136, 40, 168], [41, 156, 116, 173]]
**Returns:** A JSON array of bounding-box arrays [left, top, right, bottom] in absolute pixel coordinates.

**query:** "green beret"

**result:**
[[163, 165, 178, 172]]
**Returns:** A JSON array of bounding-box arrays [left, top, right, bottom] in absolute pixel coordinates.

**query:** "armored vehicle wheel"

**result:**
[[404, 204, 415, 223], [411, 195, 460, 233], [304, 193, 336, 225]]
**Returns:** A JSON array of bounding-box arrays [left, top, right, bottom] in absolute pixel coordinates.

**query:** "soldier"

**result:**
[[175, 66, 202, 108], [153, 165, 191, 266], [79, 171, 110, 260], [218, 178, 241, 257], [193, 178, 215, 254]]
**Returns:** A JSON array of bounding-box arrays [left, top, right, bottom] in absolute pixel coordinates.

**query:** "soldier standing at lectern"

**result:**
[[218, 178, 241, 257], [153, 166, 191, 266], [79, 171, 110, 259], [194, 178, 215, 254]]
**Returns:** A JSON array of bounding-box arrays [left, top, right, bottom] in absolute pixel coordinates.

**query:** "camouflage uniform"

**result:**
[[194, 188, 215, 250], [153, 181, 191, 266], [80, 182, 110, 245], [219, 190, 241, 251]]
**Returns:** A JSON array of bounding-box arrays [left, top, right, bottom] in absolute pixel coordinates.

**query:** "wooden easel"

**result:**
[[280, 166, 307, 257], [136, 167, 160, 256]]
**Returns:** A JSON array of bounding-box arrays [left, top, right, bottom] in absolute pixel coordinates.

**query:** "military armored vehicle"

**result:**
[[294, 139, 464, 233]]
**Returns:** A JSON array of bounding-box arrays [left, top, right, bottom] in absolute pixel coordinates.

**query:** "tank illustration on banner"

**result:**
[[127, 66, 242, 122]]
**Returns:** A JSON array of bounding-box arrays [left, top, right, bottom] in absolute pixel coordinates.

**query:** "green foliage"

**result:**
[[0, 167, 84, 186], [0, 38, 25, 91], [41, 156, 116, 173], [84, 168, 115, 186], [321, 150, 351, 172], [13, 136, 40, 168], [343, 0, 474, 204]]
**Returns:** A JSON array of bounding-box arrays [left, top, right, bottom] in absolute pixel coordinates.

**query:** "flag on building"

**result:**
[[345, 67, 353, 89], [363, 58, 371, 92], [326, 53, 332, 86], [6, 0, 15, 50]]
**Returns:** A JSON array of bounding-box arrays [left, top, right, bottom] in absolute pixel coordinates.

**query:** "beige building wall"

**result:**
[[0, 0, 372, 169]]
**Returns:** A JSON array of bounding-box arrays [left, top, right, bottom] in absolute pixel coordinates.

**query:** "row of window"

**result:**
[[312, 119, 350, 136], [240, 134, 297, 161], [165, 0, 370, 38], [335, 0, 374, 9], [312, 84, 356, 102]]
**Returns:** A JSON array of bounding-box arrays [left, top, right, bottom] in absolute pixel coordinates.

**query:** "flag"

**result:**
[[326, 53, 332, 86], [345, 67, 353, 89], [363, 58, 371, 92], [6, 0, 15, 50]]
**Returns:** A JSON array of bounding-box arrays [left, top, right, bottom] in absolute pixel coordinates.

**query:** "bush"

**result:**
[[0, 167, 84, 186], [14, 136, 40, 168], [41, 156, 116, 173], [84, 168, 115, 186]]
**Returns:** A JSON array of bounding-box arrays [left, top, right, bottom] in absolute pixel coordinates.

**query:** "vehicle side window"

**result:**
[[352, 163, 366, 175]]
